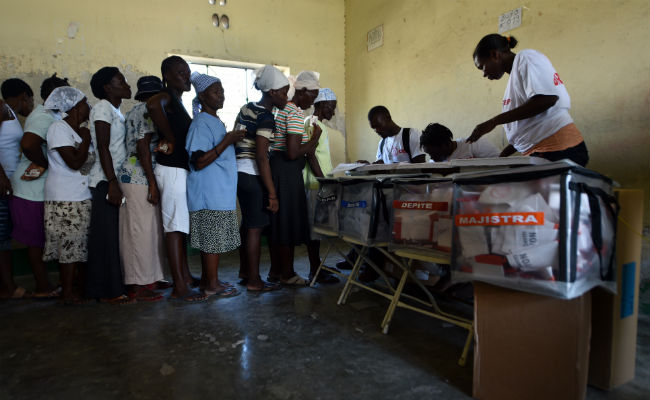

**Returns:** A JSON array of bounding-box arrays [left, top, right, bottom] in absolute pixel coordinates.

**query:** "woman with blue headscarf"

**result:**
[[186, 72, 245, 298]]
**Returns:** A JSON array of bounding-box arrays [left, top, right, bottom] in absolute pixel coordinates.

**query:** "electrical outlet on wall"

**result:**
[[498, 7, 522, 33]]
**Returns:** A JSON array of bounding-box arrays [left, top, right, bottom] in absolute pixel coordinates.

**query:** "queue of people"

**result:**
[[0, 33, 589, 304]]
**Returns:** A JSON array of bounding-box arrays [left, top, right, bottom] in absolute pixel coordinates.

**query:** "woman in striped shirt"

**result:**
[[268, 71, 322, 285]]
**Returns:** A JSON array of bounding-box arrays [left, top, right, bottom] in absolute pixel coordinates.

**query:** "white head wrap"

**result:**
[[43, 87, 86, 118], [293, 70, 320, 90], [314, 88, 336, 103], [190, 71, 221, 116], [287, 70, 320, 100], [254, 65, 289, 92]]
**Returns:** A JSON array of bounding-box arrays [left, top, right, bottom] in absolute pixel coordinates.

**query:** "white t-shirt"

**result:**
[[0, 106, 24, 178], [44, 120, 92, 201], [375, 127, 424, 164], [503, 49, 574, 154], [88, 99, 127, 187], [446, 137, 500, 160]]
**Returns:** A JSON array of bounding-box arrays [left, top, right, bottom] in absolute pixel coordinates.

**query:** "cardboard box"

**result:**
[[473, 282, 591, 400], [589, 189, 643, 389]]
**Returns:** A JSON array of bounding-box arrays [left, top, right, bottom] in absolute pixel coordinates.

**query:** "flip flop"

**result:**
[[100, 294, 137, 305], [129, 287, 164, 302], [238, 278, 249, 286], [310, 271, 340, 284], [266, 275, 281, 283], [33, 286, 62, 299], [1, 286, 33, 300], [168, 289, 208, 303], [204, 286, 240, 299], [280, 275, 308, 286], [247, 281, 282, 292]]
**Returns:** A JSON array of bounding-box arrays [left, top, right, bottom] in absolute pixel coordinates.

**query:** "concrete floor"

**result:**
[[1, 244, 648, 400]]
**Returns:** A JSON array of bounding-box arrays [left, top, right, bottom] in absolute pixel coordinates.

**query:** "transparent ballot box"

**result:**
[[451, 162, 618, 299], [338, 176, 395, 245], [313, 178, 341, 236], [390, 177, 454, 253]]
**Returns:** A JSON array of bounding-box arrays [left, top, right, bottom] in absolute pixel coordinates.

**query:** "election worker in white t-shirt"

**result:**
[[366, 105, 426, 164], [469, 34, 589, 166], [420, 122, 500, 162]]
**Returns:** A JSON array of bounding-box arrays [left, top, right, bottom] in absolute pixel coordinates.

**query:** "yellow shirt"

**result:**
[[303, 118, 334, 190]]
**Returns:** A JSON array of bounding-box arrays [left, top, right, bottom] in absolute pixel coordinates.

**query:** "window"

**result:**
[[174, 55, 289, 130]]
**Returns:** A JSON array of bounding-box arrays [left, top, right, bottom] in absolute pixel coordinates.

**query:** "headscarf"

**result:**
[[254, 65, 289, 92], [314, 88, 336, 103], [287, 70, 320, 100], [190, 71, 221, 116], [43, 87, 86, 118]]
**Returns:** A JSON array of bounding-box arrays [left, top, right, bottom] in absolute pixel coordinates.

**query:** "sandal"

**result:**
[[100, 294, 137, 305], [34, 286, 62, 299], [309, 271, 340, 284], [58, 297, 93, 306], [247, 281, 281, 292], [168, 289, 208, 303], [129, 286, 164, 302], [238, 278, 249, 286], [266, 275, 281, 283], [204, 286, 240, 299], [280, 275, 308, 286], [1, 286, 33, 300], [154, 280, 173, 290]]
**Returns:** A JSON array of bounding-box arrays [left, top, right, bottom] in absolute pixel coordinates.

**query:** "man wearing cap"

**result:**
[[116, 76, 167, 301]]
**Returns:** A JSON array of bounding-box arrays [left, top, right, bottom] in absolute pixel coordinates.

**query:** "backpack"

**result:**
[[379, 128, 412, 162]]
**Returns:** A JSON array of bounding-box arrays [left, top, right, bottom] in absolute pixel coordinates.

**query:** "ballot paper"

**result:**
[[458, 226, 490, 257], [506, 241, 559, 271], [479, 183, 534, 206], [434, 216, 453, 249]]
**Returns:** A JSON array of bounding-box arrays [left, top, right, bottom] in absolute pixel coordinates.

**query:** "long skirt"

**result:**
[[85, 181, 125, 299], [119, 182, 165, 286], [269, 151, 309, 246]]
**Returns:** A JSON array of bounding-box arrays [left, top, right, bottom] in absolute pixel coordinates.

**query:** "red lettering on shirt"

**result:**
[[503, 99, 511, 106], [553, 73, 563, 86]]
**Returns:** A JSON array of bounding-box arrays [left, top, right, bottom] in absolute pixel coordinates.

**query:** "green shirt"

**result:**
[[303, 118, 334, 190]]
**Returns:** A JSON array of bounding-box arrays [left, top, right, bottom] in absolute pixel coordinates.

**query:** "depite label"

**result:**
[[392, 200, 448, 211], [455, 212, 545, 226]]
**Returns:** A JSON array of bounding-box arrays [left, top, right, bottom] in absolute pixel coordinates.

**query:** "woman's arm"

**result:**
[[21, 132, 48, 168], [286, 124, 322, 160], [255, 136, 278, 213], [136, 133, 159, 205], [55, 127, 91, 170], [499, 144, 517, 157], [306, 150, 323, 178], [468, 94, 559, 143], [190, 130, 245, 171], [146, 92, 175, 155], [94, 120, 122, 206]]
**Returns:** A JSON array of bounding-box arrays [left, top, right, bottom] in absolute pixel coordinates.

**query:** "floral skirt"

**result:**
[[190, 209, 240, 254], [43, 200, 92, 263]]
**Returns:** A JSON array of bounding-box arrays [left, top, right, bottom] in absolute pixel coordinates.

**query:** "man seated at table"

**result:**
[[421, 122, 500, 162], [358, 105, 426, 164]]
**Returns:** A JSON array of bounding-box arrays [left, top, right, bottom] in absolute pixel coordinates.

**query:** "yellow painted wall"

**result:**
[[0, 0, 346, 160], [345, 0, 650, 222]]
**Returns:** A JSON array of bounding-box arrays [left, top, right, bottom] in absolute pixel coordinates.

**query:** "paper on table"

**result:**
[[330, 163, 366, 177]]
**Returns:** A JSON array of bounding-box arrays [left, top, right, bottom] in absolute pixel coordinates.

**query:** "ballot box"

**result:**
[[451, 161, 618, 299], [389, 177, 454, 252], [313, 177, 341, 236], [338, 176, 395, 244]]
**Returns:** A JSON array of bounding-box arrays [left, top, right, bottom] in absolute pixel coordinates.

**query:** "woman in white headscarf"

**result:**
[[185, 72, 244, 299], [233, 65, 288, 292], [267, 71, 323, 285], [42, 87, 95, 304]]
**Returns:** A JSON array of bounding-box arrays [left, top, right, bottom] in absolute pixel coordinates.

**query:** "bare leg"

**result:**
[[165, 231, 191, 297], [268, 242, 282, 280], [201, 252, 225, 292], [59, 262, 75, 301], [244, 227, 265, 289], [307, 239, 321, 276], [238, 226, 248, 280], [278, 245, 297, 280], [28, 246, 54, 293], [0, 250, 17, 298]]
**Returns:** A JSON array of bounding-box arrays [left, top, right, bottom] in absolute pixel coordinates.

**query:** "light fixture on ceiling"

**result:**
[[219, 0, 227, 5], [208, 0, 216, 4], [211, 13, 219, 27]]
